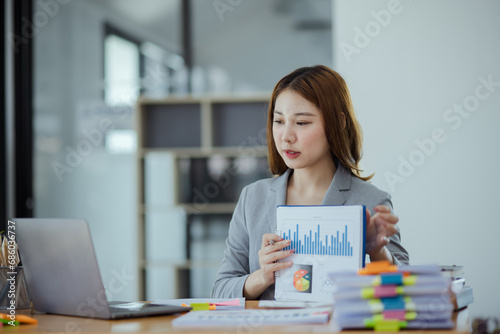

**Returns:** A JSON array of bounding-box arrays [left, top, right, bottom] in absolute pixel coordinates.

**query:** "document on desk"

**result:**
[[153, 298, 245, 310], [274, 205, 366, 303], [258, 300, 333, 309], [172, 307, 331, 326]]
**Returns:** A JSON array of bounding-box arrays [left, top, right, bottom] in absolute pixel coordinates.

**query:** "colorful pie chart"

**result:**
[[293, 269, 311, 292]]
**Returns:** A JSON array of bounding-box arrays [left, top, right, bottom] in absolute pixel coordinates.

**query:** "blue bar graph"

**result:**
[[282, 224, 353, 256]]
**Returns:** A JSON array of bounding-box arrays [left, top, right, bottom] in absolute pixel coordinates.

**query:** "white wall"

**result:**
[[192, 0, 332, 92], [333, 0, 500, 318]]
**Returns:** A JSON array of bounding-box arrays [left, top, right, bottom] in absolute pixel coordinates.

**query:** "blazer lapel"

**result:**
[[265, 169, 291, 232], [321, 163, 351, 206]]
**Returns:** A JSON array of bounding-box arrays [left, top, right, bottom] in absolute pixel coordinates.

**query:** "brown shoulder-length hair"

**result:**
[[266, 65, 373, 181]]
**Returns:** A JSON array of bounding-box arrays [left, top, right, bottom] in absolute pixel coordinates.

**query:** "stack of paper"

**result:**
[[172, 308, 331, 326], [330, 262, 454, 331]]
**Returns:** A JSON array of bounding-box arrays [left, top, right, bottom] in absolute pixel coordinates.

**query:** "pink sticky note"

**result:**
[[212, 299, 240, 306], [383, 310, 406, 321], [374, 285, 397, 298]]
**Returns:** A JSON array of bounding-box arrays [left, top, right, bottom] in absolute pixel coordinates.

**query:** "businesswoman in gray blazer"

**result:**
[[212, 65, 409, 300]]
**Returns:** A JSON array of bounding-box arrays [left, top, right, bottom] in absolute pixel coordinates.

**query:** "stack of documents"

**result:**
[[172, 308, 331, 326], [330, 262, 454, 331]]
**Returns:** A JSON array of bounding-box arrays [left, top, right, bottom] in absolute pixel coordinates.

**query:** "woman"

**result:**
[[211, 65, 409, 300]]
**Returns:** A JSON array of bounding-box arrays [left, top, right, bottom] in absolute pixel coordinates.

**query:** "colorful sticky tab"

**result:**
[[361, 287, 375, 299], [190, 303, 210, 311], [368, 299, 385, 313], [1, 318, 18, 326], [381, 296, 406, 310], [374, 285, 397, 298], [359, 261, 398, 275], [364, 318, 407, 331], [381, 273, 403, 285], [211, 299, 240, 306], [402, 275, 417, 285], [374, 319, 405, 332], [0, 313, 37, 325], [383, 310, 406, 320]]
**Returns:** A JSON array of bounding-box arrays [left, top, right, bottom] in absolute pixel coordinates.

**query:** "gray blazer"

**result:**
[[211, 164, 410, 300]]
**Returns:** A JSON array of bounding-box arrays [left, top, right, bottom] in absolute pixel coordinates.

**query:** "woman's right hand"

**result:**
[[257, 233, 294, 286], [243, 233, 294, 299]]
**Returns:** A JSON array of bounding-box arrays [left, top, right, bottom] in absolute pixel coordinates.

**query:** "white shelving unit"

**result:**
[[136, 94, 271, 299]]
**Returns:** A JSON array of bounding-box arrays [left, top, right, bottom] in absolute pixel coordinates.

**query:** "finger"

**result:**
[[260, 239, 292, 256], [265, 249, 295, 263], [267, 259, 294, 273], [371, 219, 399, 237], [261, 233, 283, 249], [372, 212, 399, 225], [365, 208, 371, 225], [373, 205, 392, 213], [378, 222, 398, 238], [387, 224, 399, 236], [268, 239, 292, 253]]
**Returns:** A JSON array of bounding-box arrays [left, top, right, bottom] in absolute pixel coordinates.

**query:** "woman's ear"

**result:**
[[341, 112, 346, 130]]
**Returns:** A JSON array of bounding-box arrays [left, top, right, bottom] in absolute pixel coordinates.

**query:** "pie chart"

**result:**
[[293, 269, 311, 292]]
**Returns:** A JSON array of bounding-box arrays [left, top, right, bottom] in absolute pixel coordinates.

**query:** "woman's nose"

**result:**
[[281, 124, 296, 143]]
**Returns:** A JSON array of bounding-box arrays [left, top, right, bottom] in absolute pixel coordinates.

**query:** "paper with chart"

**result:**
[[274, 205, 366, 302]]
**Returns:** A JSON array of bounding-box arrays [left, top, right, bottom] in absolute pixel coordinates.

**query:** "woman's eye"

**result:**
[[297, 122, 310, 125], [274, 120, 283, 124]]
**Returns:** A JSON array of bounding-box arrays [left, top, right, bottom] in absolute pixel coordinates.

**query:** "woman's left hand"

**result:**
[[365, 205, 399, 260]]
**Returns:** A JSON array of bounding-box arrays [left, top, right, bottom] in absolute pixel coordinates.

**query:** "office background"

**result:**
[[2, 0, 499, 319]]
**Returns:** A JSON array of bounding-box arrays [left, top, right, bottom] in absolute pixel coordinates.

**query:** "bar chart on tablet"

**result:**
[[281, 222, 354, 256]]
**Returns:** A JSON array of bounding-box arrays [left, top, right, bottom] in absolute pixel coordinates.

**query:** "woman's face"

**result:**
[[273, 90, 332, 172]]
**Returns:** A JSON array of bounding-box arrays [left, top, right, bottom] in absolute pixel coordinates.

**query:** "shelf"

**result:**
[[179, 203, 237, 215], [212, 102, 268, 147], [138, 93, 271, 104], [136, 94, 272, 300], [138, 146, 268, 158], [139, 203, 237, 215], [138, 96, 269, 149], [141, 103, 201, 148], [140, 259, 222, 270]]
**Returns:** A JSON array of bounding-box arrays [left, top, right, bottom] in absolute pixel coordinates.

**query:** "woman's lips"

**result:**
[[284, 150, 300, 159]]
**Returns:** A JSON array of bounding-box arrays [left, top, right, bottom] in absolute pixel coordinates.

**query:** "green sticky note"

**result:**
[[190, 303, 210, 311], [0, 318, 20, 326], [374, 319, 401, 332]]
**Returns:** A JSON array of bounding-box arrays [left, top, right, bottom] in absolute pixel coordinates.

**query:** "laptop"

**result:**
[[13, 218, 191, 319]]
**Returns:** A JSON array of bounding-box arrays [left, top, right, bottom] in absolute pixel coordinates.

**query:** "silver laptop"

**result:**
[[13, 218, 191, 319]]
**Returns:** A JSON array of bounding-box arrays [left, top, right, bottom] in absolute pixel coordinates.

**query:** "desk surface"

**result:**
[[5, 301, 470, 333]]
